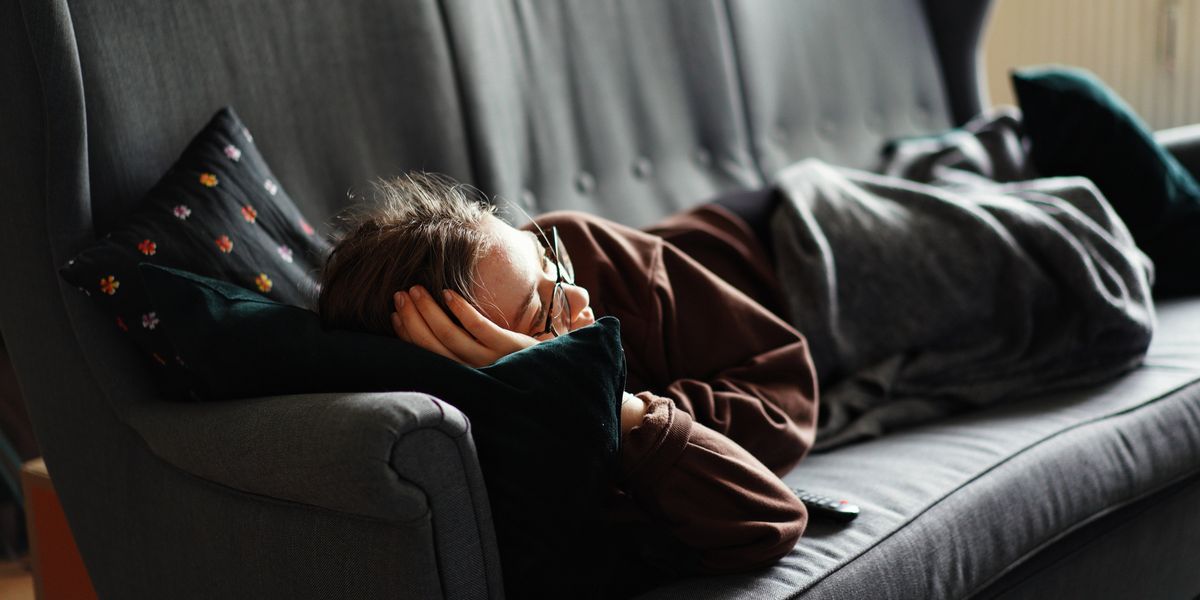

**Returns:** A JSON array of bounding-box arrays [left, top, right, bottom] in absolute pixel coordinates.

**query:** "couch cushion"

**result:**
[[636, 298, 1200, 599]]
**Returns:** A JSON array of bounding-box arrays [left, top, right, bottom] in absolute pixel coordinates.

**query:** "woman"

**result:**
[[318, 173, 818, 580]]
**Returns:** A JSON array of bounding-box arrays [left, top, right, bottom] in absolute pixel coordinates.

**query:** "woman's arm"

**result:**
[[619, 394, 807, 573]]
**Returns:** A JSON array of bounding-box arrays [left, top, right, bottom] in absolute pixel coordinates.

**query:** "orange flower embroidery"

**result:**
[[99, 275, 119, 295], [215, 235, 234, 253], [137, 239, 157, 256], [254, 273, 273, 293], [199, 173, 218, 187], [241, 204, 258, 223]]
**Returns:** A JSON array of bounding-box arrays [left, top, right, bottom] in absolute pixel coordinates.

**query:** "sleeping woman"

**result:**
[[316, 173, 818, 579]]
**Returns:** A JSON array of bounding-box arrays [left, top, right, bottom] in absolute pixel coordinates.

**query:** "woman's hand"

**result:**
[[391, 285, 541, 368]]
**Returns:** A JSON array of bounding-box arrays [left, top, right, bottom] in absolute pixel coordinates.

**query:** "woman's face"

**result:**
[[470, 215, 595, 337]]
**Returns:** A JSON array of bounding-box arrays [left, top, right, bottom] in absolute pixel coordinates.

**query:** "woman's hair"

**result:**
[[318, 172, 497, 335]]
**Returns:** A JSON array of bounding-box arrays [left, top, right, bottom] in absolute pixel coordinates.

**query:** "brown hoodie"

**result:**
[[528, 205, 818, 576]]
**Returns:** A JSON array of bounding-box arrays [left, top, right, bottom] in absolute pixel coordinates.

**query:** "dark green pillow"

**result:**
[[1012, 66, 1200, 295], [139, 264, 623, 598]]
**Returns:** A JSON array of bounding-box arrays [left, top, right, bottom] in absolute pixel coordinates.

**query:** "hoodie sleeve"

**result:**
[[618, 394, 808, 573]]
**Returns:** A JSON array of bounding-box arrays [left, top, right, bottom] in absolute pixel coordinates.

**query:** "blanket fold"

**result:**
[[770, 110, 1156, 450]]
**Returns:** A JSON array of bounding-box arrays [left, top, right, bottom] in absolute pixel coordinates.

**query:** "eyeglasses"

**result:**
[[532, 226, 575, 338]]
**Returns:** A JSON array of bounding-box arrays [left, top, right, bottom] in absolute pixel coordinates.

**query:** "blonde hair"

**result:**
[[318, 172, 496, 335]]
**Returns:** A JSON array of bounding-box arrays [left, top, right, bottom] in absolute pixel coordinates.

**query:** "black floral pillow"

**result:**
[[60, 107, 330, 393]]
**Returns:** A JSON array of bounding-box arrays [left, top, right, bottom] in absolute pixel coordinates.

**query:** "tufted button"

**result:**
[[632, 157, 654, 179], [693, 148, 712, 167], [520, 189, 537, 210], [575, 172, 595, 194]]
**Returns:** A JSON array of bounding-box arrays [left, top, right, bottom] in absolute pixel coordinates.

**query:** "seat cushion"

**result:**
[[636, 298, 1200, 599]]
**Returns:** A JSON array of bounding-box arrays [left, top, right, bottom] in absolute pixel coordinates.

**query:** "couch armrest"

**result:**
[[1156, 124, 1200, 181], [125, 391, 504, 599]]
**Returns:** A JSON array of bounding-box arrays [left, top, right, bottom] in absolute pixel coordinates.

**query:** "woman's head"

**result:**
[[319, 173, 593, 338]]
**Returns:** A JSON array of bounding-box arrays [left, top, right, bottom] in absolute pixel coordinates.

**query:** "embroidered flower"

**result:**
[[241, 204, 258, 223], [173, 204, 192, 219], [263, 179, 278, 196], [215, 235, 234, 254], [224, 144, 242, 161], [242, 127, 254, 143], [277, 245, 294, 263], [152, 352, 167, 365], [116, 316, 128, 332], [199, 173, 218, 187], [99, 275, 119, 295], [300, 219, 314, 236], [137, 239, 157, 256], [142, 312, 160, 330], [254, 273, 273, 293]]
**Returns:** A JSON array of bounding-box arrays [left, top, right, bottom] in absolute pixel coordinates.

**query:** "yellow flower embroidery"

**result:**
[[255, 273, 273, 293], [199, 173, 218, 187], [99, 275, 119, 295]]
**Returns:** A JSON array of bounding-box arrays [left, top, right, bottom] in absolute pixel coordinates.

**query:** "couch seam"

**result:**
[[718, 0, 766, 183], [431, 0, 483, 192]]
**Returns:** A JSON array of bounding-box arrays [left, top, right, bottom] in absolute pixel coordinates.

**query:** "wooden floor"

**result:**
[[0, 557, 34, 600]]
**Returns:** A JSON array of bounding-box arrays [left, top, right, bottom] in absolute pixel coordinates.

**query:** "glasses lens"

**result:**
[[549, 283, 571, 336]]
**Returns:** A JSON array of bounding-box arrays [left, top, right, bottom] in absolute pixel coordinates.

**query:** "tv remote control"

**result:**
[[792, 488, 860, 522]]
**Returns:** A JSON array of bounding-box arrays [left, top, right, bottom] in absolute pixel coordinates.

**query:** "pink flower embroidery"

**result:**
[[224, 144, 242, 161], [137, 239, 157, 256], [300, 219, 314, 236], [241, 204, 258, 223], [99, 275, 119, 295], [142, 312, 160, 330], [116, 316, 128, 332], [199, 173, 218, 187], [263, 179, 278, 196], [215, 235, 234, 254], [277, 245, 294, 263], [242, 127, 253, 143], [254, 273, 273, 293], [173, 204, 192, 219]]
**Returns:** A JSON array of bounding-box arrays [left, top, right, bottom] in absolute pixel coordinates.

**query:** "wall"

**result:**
[[984, 0, 1200, 129]]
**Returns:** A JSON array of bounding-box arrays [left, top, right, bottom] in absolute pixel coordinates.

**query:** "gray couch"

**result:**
[[2, 0, 1199, 598]]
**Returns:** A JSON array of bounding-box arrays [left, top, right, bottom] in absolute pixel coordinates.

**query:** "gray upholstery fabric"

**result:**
[[71, 0, 475, 235], [727, 0, 954, 176], [635, 299, 1200, 599], [981, 474, 1200, 599], [441, 0, 763, 227], [126, 391, 503, 599]]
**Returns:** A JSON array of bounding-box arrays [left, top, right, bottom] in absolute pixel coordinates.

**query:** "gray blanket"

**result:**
[[770, 111, 1156, 450]]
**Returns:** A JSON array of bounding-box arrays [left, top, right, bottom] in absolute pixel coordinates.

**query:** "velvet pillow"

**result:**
[[59, 108, 330, 388], [1012, 66, 1200, 294], [139, 263, 624, 598]]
